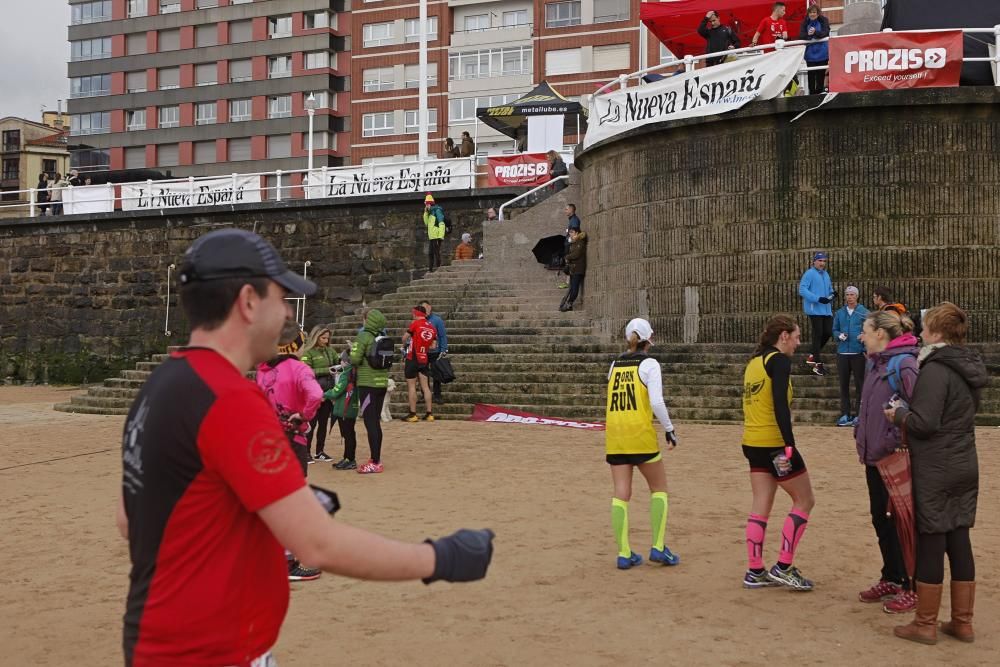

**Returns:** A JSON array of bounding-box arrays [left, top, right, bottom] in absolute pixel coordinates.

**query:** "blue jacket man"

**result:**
[[832, 286, 868, 425], [421, 300, 448, 399], [799, 252, 835, 375]]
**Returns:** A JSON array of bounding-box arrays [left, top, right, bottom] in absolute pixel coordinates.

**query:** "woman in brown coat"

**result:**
[[885, 302, 988, 645]]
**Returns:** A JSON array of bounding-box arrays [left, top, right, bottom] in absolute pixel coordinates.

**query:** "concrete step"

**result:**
[[53, 402, 130, 416]]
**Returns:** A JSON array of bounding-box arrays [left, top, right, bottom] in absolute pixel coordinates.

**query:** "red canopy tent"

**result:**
[[640, 1, 809, 60]]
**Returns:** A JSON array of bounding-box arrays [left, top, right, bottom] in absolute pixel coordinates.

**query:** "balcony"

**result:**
[[450, 23, 532, 49]]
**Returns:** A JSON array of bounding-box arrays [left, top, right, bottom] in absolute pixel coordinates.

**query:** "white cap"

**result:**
[[624, 317, 653, 342]]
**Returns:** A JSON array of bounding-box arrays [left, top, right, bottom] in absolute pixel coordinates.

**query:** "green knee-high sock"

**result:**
[[650, 492, 669, 551], [611, 498, 631, 558]]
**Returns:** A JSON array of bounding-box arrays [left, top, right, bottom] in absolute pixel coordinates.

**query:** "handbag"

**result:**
[[429, 355, 456, 384], [317, 375, 336, 392]]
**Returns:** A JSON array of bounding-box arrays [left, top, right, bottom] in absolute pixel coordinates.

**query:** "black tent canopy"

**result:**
[[476, 81, 588, 140]]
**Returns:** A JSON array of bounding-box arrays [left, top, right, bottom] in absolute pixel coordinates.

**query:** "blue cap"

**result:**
[[813, 252, 828, 261]]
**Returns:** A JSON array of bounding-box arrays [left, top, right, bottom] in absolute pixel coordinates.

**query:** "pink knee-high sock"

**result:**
[[778, 509, 810, 566], [746, 514, 768, 570]]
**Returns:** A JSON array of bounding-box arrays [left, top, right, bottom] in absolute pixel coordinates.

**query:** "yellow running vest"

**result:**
[[605, 356, 658, 456], [742, 352, 793, 446]]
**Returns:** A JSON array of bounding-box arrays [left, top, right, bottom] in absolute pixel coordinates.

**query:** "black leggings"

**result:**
[[358, 387, 387, 463], [917, 528, 975, 584], [309, 400, 333, 456], [866, 466, 908, 588], [339, 417, 358, 461], [837, 354, 865, 416], [809, 315, 833, 363], [428, 239, 442, 271], [806, 59, 828, 95]]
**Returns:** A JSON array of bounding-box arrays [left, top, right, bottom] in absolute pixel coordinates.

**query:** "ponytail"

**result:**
[[626, 332, 650, 354], [753, 314, 798, 357]]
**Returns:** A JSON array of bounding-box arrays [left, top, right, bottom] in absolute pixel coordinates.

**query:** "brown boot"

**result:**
[[940, 581, 975, 643], [894, 582, 942, 645]]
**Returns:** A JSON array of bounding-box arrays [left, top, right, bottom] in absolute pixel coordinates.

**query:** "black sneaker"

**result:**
[[288, 562, 321, 582], [333, 458, 357, 470], [812, 363, 828, 377], [315, 452, 334, 462]]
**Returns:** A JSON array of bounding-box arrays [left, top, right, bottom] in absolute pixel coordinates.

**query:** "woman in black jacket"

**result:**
[[885, 302, 988, 645]]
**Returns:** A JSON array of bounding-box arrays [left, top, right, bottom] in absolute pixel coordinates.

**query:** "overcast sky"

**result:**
[[0, 0, 72, 121]]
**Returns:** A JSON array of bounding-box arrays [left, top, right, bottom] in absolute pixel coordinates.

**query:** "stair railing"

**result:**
[[164, 264, 175, 336], [498, 176, 569, 222]]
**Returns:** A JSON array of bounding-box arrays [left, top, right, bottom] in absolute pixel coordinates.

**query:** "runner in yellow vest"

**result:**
[[605, 318, 679, 570], [741, 314, 816, 591]]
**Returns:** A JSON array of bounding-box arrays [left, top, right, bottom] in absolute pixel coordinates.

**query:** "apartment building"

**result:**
[[0, 117, 70, 204], [66, 0, 349, 186]]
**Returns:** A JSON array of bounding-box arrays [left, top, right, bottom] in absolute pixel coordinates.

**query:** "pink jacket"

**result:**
[[255, 356, 323, 445]]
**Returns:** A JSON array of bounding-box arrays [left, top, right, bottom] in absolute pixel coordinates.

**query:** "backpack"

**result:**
[[884, 352, 916, 401], [443, 213, 453, 235], [366, 334, 395, 370]]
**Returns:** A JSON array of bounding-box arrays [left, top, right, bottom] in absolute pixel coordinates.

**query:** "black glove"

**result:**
[[818, 296, 831, 304], [665, 430, 679, 447], [423, 529, 495, 584]]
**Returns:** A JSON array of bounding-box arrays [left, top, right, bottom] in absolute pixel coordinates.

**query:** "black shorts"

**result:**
[[606, 452, 661, 466], [742, 445, 807, 480], [404, 358, 429, 379]]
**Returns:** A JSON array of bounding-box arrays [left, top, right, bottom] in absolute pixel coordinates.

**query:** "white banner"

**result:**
[[304, 159, 474, 199], [121, 175, 261, 211], [63, 184, 114, 215], [584, 46, 806, 148]]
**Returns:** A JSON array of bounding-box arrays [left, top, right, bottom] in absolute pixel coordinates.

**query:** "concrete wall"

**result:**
[[575, 88, 1000, 344]]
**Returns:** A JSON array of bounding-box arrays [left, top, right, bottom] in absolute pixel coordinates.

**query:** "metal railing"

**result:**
[[498, 176, 568, 222]]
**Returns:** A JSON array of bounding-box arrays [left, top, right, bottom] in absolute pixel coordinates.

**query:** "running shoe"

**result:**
[[850, 416, 859, 427], [423, 413, 435, 422], [836, 414, 852, 427], [288, 562, 321, 582], [616, 552, 643, 570], [883, 589, 918, 614], [767, 564, 814, 591], [859, 580, 901, 603], [333, 458, 357, 470], [315, 452, 334, 462], [812, 363, 828, 377], [357, 460, 384, 474], [404, 413, 419, 423], [649, 547, 680, 566], [743, 569, 781, 589], [805, 354, 817, 366], [306, 456, 316, 465], [557, 282, 569, 289]]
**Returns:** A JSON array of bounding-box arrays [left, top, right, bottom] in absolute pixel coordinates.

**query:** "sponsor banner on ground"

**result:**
[[62, 185, 114, 214], [486, 154, 550, 187], [469, 403, 605, 430], [121, 175, 261, 211], [584, 46, 804, 148], [304, 159, 474, 199], [829, 30, 963, 92]]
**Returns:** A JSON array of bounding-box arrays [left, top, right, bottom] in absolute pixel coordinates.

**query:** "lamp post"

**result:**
[[418, 0, 428, 162], [305, 93, 316, 197]]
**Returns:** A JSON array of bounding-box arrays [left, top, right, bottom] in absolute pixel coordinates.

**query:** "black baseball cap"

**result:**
[[179, 229, 316, 296]]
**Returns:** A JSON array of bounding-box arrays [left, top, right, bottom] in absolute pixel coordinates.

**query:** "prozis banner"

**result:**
[[829, 30, 963, 92], [469, 404, 605, 430], [486, 154, 550, 187]]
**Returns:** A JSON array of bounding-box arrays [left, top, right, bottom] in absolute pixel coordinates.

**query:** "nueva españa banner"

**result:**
[[584, 46, 804, 148], [121, 175, 261, 211], [304, 159, 474, 199], [469, 403, 605, 430], [829, 30, 964, 92], [486, 154, 550, 187]]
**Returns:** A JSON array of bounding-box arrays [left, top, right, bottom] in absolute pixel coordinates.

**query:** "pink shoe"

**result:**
[[883, 589, 918, 614], [859, 580, 901, 603], [357, 460, 384, 474]]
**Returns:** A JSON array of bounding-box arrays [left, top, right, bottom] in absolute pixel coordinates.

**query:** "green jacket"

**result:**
[[301, 345, 337, 378], [423, 205, 446, 241], [350, 308, 390, 388], [323, 364, 359, 419]]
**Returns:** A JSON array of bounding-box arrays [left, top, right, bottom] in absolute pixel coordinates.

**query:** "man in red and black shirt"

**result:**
[[402, 304, 437, 422], [119, 230, 494, 667], [750, 2, 788, 47]]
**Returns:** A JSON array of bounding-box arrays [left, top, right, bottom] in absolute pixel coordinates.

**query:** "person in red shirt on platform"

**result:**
[[750, 2, 788, 47], [402, 304, 438, 422], [118, 229, 493, 667]]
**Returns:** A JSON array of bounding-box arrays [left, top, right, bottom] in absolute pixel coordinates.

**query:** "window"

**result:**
[[308, 91, 333, 109], [230, 0, 252, 3], [128, 0, 148, 18], [593, 43, 630, 71], [159, 0, 180, 14], [70, 74, 111, 98], [545, 1, 581, 28], [463, 14, 490, 32], [70, 148, 110, 171], [229, 20, 253, 43], [305, 11, 329, 29], [159, 29, 181, 51], [70, 37, 112, 61], [126, 33, 146, 56], [404, 108, 438, 133], [126, 70, 147, 93], [194, 141, 216, 164], [229, 58, 252, 82], [124, 147, 146, 170], [195, 63, 217, 86], [157, 144, 179, 167], [404, 17, 438, 42], [448, 47, 532, 80], [196, 24, 217, 48], [305, 51, 330, 69], [594, 0, 629, 23], [269, 16, 292, 38], [267, 135, 291, 158], [268, 56, 291, 78], [195, 102, 217, 125], [229, 98, 251, 122], [545, 47, 582, 75], [404, 64, 437, 88], [70, 112, 111, 136], [158, 106, 180, 128], [71, 1, 112, 25], [362, 112, 395, 137], [228, 137, 251, 161], [2, 159, 19, 181], [363, 67, 394, 92], [126, 109, 146, 131], [1, 130, 20, 152], [502, 10, 529, 27], [363, 22, 393, 47], [158, 67, 180, 90], [196, 0, 219, 8], [268, 95, 292, 119], [43, 159, 57, 175], [449, 94, 521, 123], [660, 42, 675, 64]]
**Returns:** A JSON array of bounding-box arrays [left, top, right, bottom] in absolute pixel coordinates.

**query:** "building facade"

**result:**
[[0, 117, 70, 206], [66, 0, 350, 186]]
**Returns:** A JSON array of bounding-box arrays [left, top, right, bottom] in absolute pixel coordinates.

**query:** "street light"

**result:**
[[305, 92, 316, 174]]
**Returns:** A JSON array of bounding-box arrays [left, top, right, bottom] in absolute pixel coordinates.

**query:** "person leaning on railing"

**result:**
[[799, 5, 830, 94]]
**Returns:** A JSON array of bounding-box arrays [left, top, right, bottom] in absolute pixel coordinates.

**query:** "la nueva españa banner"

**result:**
[[304, 158, 473, 198], [121, 175, 261, 211], [584, 46, 805, 148], [829, 30, 963, 92], [486, 153, 550, 187], [469, 403, 605, 430]]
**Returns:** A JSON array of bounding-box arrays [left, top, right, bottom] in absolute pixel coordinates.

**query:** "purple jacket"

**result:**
[[854, 334, 920, 465], [255, 355, 323, 446]]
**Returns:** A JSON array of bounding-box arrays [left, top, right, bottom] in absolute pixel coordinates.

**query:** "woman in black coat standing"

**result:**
[[884, 302, 988, 645]]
